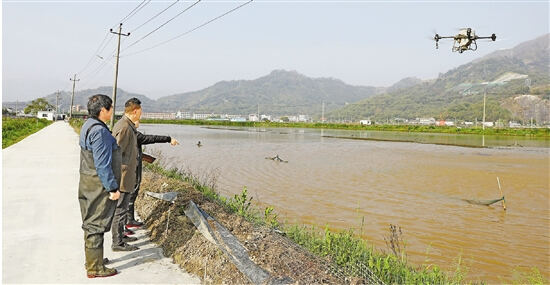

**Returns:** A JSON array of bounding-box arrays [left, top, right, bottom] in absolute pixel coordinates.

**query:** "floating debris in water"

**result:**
[[265, 154, 288, 163]]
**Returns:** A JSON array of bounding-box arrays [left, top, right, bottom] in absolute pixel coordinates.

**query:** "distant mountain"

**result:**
[[3, 87, 157, 114], [154, 70, 383, 115], [385, 77, 423, 93], [3, 70, 385, 116], [329, 34, 550, 123]]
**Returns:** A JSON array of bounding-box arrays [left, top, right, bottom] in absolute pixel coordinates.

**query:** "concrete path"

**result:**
[[2, 121, 200, 284]]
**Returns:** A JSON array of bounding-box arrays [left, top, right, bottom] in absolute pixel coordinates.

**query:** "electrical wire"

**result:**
[[122, 0, 253, 57], [76, 32, 110, 76], [130, 0, 181, 34], [79, 57, 113, 90], [75, 0, 150, 79], [96, 34, 116, 59], [118, 0, 150, 26], [79, 40, 121, 88], [124, 0, 201, 51]]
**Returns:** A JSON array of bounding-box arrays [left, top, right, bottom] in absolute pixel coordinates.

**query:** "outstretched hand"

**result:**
[[170, 138, 179, 146]]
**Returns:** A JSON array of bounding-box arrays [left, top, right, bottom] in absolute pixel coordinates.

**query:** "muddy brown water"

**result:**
[[140, 124, 549, 283]]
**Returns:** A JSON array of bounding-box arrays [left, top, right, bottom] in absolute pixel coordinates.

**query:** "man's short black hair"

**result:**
[[87, 94, 112, 118], [124, 97, 142, 113]]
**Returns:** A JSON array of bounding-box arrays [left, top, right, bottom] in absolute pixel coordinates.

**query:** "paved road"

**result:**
[[2, 121, 199, 284]]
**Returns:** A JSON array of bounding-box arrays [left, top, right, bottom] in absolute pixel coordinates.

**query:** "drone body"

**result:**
[[434, 28, 496, 53]]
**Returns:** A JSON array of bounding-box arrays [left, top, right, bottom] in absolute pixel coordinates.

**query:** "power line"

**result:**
[[122, 0, 253, 57], [76, 32, 111, 76], [130, 0, 181, 34], [118, 0, 150, 25], [78, 48, 114, 81], [80, 32, 129, 81], [79, 63, 110, 90], [79, 55, 115, 90], [97, 34, 116, 58], [76, 0, 150, 77], [124, 0, 201, 51]]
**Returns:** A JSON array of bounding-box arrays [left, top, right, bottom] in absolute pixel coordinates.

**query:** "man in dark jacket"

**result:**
[[78, 94, 121, 278], [126, 131, 179, 229], [110, 98, 142, 251]]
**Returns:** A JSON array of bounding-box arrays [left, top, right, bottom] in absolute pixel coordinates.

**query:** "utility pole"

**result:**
[[56, 90, 60, 114], [482, 90, 486, 131], [109, 23, 130, 129], [482, 63, 486, 131], [257, 103, 260, 121], [70, 74, 80, 118], [321, 101, 325, 123]]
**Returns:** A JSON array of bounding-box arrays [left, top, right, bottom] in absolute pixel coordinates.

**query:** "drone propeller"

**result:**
[[477, 33, 498, 41], [479, 36, 509, 42], [434, 33, 441, 48]]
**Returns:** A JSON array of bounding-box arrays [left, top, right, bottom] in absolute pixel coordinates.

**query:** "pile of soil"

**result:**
[[135, 170, 348, 284]]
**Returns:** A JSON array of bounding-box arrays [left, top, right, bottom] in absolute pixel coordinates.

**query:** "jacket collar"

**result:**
[[122, 115, 137, 132], [89, 117, 109, 130]]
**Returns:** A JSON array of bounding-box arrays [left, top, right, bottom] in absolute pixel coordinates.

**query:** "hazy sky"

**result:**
[[2, 0, 549, 101]]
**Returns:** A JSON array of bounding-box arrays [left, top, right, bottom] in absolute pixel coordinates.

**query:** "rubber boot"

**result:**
[[84, 258, 109, 268], [85, 247, 117, 278]]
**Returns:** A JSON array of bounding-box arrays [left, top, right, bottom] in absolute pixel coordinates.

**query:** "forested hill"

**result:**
[[6, 70, 388, 115], [154, 70, 384, 115], [329, 34, 550, 123]]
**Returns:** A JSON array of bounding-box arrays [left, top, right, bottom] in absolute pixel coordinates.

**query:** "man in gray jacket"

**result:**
[[111, 98, 142, 251]]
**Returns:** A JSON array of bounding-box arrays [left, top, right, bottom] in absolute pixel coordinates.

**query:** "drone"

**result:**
[[434, 28, 496, 53]]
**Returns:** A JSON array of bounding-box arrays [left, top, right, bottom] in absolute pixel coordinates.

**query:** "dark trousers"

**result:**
[[111, 192, 131, 246], [126, 163, 142, 224], [126, 185, 140, 223]]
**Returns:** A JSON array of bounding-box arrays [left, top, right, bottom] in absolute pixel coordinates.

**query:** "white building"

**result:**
[[483, 122, 494, 127], [37, 111, 55, 121], [419, 118, 436, 125], [176, 111, 191, 119], [287, 116, 298, 122], [72, 105, 82, 112], [141, 112, 176, 120], [248, 114, 259, 122], [192, 113, 212, 120], [360, 119, 372, 125], [297, 115, 310, 122], [509, 121, 521, 128], [224, 114, 244, 120]]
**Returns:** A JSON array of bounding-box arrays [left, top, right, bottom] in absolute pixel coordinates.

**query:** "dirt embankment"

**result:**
[[135, 170, 344, 284]]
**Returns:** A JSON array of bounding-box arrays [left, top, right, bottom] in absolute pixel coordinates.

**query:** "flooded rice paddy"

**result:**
[[140, 124, 549, 283]]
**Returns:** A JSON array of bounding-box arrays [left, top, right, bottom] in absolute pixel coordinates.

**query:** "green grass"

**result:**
[[2, 117, 52, 148], [68, 117, 84, 134], [140, 118, 550, 137]]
